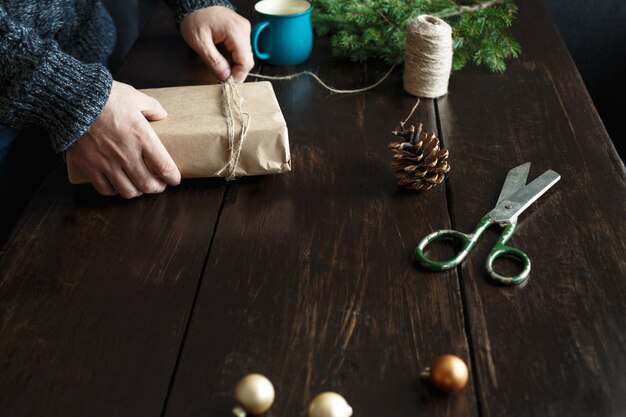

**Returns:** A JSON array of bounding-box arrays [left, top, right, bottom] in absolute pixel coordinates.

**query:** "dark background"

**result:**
[[543, 0, 625, 160]]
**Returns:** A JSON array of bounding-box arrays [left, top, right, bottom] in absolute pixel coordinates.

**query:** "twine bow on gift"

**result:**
[[216, 77, 251, 180]]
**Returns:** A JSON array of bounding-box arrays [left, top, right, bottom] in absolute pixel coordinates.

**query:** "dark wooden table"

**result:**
[[1, 1, 625, 416]]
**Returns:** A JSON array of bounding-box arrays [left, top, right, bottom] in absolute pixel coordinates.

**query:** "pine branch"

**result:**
[[311, 0, 520, 72], [376, 10, 398, 29], [434, 0, 505, 19]]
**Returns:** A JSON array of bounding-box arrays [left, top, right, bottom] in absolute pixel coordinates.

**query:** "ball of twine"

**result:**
[[403, 15, 453, 98]]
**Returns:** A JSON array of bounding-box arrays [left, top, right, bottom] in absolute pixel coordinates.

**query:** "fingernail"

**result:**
[[230, 70, 244, 83], [219, 69, 231, 81]]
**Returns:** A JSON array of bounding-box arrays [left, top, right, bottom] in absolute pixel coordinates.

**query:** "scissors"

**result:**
[[415, 163, 561, 285]]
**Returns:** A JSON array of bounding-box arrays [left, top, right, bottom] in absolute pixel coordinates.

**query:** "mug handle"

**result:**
[[251, 21, 271, 60]]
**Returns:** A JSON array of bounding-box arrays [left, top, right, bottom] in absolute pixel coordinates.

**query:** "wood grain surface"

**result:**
[[0, 170, 225, 416], [437, 0, 626, 416], [163, 37, 475, 417], [0, 0, 625, 417], [0, 7, 227, 415]]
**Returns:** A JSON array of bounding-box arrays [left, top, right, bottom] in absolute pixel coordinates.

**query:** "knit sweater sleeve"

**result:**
[[0, 7, 112, 153], [164, 0, 235, 23]]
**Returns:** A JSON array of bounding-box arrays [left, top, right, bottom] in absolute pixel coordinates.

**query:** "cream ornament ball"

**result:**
[[307, 392, 353, 417], [233, 373, 275, 415]]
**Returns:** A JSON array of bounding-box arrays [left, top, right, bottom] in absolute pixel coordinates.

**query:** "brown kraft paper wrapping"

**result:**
[[66, 81, 291, 184]]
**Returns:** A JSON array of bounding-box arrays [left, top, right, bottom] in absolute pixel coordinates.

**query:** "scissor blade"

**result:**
[[496, 162, 531, 206], [492, 169, 561, 223]]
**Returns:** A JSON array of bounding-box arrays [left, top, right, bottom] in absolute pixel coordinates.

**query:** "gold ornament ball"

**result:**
[[429, 355, 469, 393], [233, 373, 275, 414], [307, 392, 353, 417]]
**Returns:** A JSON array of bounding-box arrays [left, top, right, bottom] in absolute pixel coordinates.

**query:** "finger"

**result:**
[[70, 138, 117, 196], [138, 93, 168, 121], [230, 63, 253, 83], [139, 120, 181, 186], [91, 173, 116, 196], [230, 46, 254, 83], [104, 166, 142, 199], [201, 39, 232, 81], [226, 32, 254, 82], [125, 157, 168, 194]]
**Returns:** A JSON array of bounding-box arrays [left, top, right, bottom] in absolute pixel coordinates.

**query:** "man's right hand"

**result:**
[[70, 81, 181, 198]]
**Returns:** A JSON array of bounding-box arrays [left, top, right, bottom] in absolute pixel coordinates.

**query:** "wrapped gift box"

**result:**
[[67, 81, 291, 183]]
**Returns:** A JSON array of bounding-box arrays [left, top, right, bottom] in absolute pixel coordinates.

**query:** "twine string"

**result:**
[[216, 77, 250, 180], [403, 15, 453, 98], [248, 63, 398, 94], [248, 64, 420, 124], [216, 14, 453, 177], [402, 97, 421, 126]]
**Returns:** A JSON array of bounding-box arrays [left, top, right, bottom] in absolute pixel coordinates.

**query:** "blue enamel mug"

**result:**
[[252, 0, 314, 66]]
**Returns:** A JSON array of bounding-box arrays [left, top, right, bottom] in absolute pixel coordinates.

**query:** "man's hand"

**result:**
[[180, 6, 254, 82], [70, 81, 181, 199]]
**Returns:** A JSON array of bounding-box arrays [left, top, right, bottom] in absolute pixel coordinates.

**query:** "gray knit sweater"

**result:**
[[0, 0, 233, 153]]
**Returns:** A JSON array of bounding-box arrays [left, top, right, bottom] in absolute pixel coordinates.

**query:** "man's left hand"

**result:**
[[180, 6, 254, 82]]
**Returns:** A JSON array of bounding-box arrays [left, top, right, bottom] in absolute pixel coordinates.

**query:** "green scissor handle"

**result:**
[[415, 229, 476, 271], [485, 223, 531, 285], [415, 214, 492, 271], [415, 215, 531, 285]]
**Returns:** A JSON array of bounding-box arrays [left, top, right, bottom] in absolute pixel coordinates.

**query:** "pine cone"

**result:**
[[388, 122, 450, 190]]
